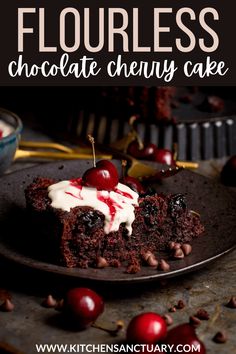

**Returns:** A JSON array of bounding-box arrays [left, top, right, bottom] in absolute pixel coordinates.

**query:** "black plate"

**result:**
[[0, 160, 235, 283]]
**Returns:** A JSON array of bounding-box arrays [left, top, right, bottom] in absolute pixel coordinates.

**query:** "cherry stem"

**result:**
[[88, 135, 96, 167], [121, 160, 127, 178], [128, 116, 144, 150], [92, 320, 124, 337], [173, 143, 178, 161]]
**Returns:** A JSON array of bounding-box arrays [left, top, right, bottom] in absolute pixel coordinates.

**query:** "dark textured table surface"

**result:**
[[0, 126, 236, 354]]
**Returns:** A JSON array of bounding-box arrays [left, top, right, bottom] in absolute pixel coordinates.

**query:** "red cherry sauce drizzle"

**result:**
[[97, 192, 122, 231], [114, 188, 132, 199], [66, 178, 83, 199]]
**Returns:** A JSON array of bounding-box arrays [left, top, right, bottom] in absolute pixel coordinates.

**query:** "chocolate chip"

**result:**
[[213, 331, 228, 343], [158, 259, 170, 271], [169, 306, 177, 313], [55, 299, 64, 311], [142, 251, 152, 261], [96, 256, 108, 268], [169, 242, 181, 250], [195, 308, 209, 320], [0, 299, 14, 312], [147, 255, 158, 267], [226, 296, 236, 308], [181, 244, 192, 256], [163, 314, 173, 326], [176, 300, 185, 309], [41, 295, 57, 308], [143, 252, 158, 267], [189, 315, 201, 327], [173, 248, 185, 259]]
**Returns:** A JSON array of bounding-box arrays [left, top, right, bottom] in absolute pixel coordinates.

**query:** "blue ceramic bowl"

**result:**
[[0, 108, 23, 174]]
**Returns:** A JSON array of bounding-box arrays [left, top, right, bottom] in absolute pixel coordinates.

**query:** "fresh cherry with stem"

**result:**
[[82, 135, 119, 191]]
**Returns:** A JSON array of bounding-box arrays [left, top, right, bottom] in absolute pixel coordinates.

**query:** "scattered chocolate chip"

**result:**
[[41, 295, 57, 308], [189, 315, 201, 327], [58, 165, 64, 170], [142, 251, 152, 261], [226, 296, 236, 308], [169, 242, 181, 250], [147, 255, 158, 267], [158, 259, 170, 271], [213, 331, 228, 343], [96, 256, 108, 268], [173, 248, 185, 259], [55, 299, 64, 311], [176, 300, 185, 309], [169, 241, 175, 250], [195, 308, 209, 320], [163, 314, 173, 326], [143, 251, 158, 267], [181, 244, 192, 256], [169, 306, 177, 313], [0, 298, 14, 312]]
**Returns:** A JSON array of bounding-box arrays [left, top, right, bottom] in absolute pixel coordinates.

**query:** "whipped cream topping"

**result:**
[[0, 120, 14, 138], [48, 178, 139, 235]]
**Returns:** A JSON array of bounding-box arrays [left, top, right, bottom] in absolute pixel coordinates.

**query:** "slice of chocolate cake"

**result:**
[[25, 165, 204, 273]]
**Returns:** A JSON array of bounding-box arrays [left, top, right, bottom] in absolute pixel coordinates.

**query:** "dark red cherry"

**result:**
[[65, 288, 104, 329], [127, 141, 158, 160], [126, 312, 167, 344], [165, 323, 206, 354], [121, 176, 145, 194], [154, 149, 175, 166], [221, 155, 236, 187], [0, 130, 3, 139], [82, 160, 119, 191], [96, 160, 119, 178]]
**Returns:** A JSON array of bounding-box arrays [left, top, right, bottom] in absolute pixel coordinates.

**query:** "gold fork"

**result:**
[[15, 140, 112, 161]]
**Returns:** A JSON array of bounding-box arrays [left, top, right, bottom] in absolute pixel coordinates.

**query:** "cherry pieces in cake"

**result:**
[[126, 312, 167, 344], [220, 155, 236, 187], [165, 323, 206, 354], [82, 160, 119, 191], [64, 288, 104, 329]]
